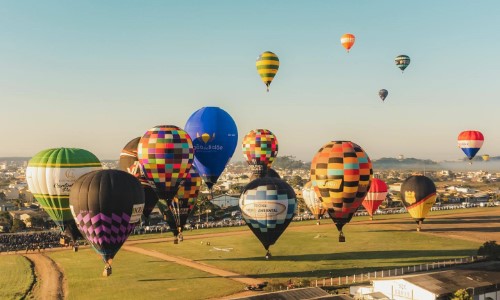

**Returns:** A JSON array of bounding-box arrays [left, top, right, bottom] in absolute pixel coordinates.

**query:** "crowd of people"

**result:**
[[0, 231, 64, 253]]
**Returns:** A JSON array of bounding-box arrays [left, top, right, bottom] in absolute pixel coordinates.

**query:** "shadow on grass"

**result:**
[[138, 275, 217, 282], [360, 215, 500, 226], [201, 249, 475, 263]]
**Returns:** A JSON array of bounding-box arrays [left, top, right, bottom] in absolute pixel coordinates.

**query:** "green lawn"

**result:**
[[136, 215, 481, 282], [47, 248, 245, 300], [0, 255, 34, 300]]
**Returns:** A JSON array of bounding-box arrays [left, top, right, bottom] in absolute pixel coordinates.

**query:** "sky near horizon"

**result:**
[[1, 1, 499, 162]]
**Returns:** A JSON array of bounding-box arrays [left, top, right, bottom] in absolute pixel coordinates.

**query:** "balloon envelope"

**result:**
[[310, 141, 372, 240], [118, 137, 159, 217], [185, 107, 238, 189], [458, 130, 484, 161], [395, 55, 411, 72], [256, 51, 279, 92], [301, 181, 326, 220], [379, 89, 388, 101], [250, 167, 281, 182], [340, 33, 355, 52], [362, 178, 388, 218], [69, 170, 145, 266], [242, 129, 278, 177], [400, 175, 436, 228], [138, 125, 194, 201], [239, 177, 296, 252], [26, 148, 102, 241]]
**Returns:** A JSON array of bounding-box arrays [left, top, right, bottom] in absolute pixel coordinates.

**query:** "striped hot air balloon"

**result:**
[[340, 33, 355, 52], [301, 181, 326, 220], [26, 148, 102, 242], [395, 55, 411, 72], [256, 51, 279, 92], [362, 178, 388, 220], [458, 130, 484, 162]]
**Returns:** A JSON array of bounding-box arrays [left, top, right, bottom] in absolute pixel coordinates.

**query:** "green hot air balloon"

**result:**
[[69, 169, 145, 276], [239, 177, 297, 259], [395, 55, 410, 73], [26, 148, 102, 243], [256, 51, 280, 92]]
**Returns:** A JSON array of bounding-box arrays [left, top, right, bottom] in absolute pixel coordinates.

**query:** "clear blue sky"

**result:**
[[1, 1, 499, 162]]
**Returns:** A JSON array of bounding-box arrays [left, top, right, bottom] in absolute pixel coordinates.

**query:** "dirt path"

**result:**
[[23, 253, 64, 300], [122, 244, 264, 287]]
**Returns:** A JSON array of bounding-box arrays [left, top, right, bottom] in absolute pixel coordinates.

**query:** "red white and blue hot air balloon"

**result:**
[[458, 130, 484, 161]]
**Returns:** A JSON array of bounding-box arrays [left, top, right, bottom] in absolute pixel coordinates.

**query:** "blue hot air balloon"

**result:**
[[185, 107, 238, 190]]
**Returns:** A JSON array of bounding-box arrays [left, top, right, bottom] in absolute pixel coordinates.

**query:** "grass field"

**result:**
[[0, 255, 33, 299], [136, 218, 481, 282], [48, 249, 245, 300]]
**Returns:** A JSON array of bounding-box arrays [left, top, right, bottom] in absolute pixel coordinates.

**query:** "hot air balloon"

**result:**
[[239, 177, 296, 259], [482, 154, 490, 161], [362, 178, 388, 220], [395, 55, 410, 72], [242, 129, 278, 178], [26, 148, 102, 244], [301, 181, 326, 221], [400, 175, 436, 232], [310, 141, 372, 242], [458, 130, 484, 162], [157, 166, 202, 242], [340, 33, 355, 52], [379, 89, 388, 102], [69, 169, 145, 276], [184, 107, 238, 191], [256, 51, 279, 92], [138, 125, 194, 201], [118, 137, 159, 219]]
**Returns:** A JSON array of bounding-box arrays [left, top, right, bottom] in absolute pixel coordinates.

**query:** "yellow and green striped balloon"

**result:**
[[256, 51, 279, 92]]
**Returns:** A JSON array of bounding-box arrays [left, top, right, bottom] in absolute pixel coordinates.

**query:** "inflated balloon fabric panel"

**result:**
[[176, 167, 202, 201], [340, 33, 355, 51], [310, 141, 372, 223], [119, 137, 150, 185], [302, 181, 326, 219], [26, 148, 102, 230], [395, 55, 410, 71], [401, 175, 437, 221], [241, 185, 295, 232], [256, 51, 279, 86], [139, 126, 194, 200], [242, 129, 278, 167], [362, 178, 388, 216], [74, 212, 136, 257], [458, 130, 484, 160]]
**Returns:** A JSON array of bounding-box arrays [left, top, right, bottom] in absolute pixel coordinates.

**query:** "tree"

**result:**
[[28, 216, 45, 229], [286, 175, 304, 188], [477, 240, 500, 259], [10, 219, 26, 233], [450, 289, 472, 300]]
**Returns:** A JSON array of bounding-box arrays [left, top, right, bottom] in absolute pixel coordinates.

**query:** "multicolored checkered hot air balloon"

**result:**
[[158, 166, 202, 243], [361, 178, 388, 220], [26, 148, 102, 243], [310, 141, 372, 242], [400, 175, 436, 232], [458, 130, 484, 162], [242, 129, 279, 177], [239, 177, 297, 259], [340, 33, 355, 52], [395, 54, 411, 73], [256, 51, 279, 92], [138, 125, 194, 202], [69, 170, 145, 276], [301, 181, 326, 221], [118, 137, 159, 218]]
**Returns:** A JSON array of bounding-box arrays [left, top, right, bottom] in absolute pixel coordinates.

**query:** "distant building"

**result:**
[[354, 261, 500, 300]]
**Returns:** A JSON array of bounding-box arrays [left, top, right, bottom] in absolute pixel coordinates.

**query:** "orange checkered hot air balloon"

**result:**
[[242, 129, 278, 177], [340, 33, 355, 52], [310, 141, 372, 242]]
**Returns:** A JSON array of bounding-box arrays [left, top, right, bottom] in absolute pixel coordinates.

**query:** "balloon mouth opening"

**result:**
[[250, 165, 267, 178]]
